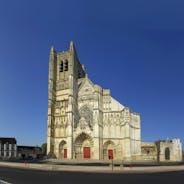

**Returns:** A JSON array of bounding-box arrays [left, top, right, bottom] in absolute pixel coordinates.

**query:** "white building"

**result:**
[[0, 138, 17, 159]]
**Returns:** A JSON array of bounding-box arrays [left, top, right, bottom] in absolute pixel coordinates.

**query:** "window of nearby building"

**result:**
[[11, 151, 14, 157], [6, 151, 9, 157], [6, 143, 9, 150], [1, 144, 4, 150], [1, 151, 4, 157], [12, 144, 15, 150]]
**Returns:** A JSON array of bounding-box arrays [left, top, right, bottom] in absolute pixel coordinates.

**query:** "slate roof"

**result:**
[[0, 137, 17, 144]]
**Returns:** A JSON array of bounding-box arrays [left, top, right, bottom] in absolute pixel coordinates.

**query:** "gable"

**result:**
[[78, 77, 95, 95]]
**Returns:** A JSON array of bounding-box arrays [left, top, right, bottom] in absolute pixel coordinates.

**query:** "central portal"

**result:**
[[83, 147, 90, 158], [74, 133, 93, 159], [108, 149, 113, 159]]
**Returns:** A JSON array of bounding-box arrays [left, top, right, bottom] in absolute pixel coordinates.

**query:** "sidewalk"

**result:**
[[0, 161, 184, 173]]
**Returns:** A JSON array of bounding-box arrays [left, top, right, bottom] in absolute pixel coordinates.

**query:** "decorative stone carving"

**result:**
[[79, 117, 88, 130], [77, 105, 93, 130]]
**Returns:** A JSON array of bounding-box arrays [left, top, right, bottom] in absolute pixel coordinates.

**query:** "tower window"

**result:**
[[60, 61, 63, 72], [64, 60, 68, 71]]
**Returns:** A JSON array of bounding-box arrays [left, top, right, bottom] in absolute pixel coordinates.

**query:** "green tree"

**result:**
[[41, 143, 47, 155]]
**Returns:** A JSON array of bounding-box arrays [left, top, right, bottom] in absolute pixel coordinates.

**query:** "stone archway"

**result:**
[[165, 147, 170, 160], [74, 133, 93, 159], [103, 140, 115, 160], [59, 140, 67, 159]]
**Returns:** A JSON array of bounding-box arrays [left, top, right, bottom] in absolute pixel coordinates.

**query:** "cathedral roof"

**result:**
[[110, 97, 125, 111]]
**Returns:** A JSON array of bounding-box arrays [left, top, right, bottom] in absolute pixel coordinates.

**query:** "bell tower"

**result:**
[[47, 41, 85, 158]]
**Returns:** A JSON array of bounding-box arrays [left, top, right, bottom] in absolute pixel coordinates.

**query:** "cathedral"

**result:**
[[47, 41, 182, 162]]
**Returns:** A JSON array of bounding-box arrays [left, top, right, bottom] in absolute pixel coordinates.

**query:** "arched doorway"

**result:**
[[74, 133, 93, 159], [103, 140, 115, 160], [59, 140, 67, 159], [165, 147, 170, 160]]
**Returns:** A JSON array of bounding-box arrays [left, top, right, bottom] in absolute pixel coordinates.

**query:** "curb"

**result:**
[[0, 162, 184, 174]]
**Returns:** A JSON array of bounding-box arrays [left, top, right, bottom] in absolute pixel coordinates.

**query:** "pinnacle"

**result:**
[[70, 40, 76, 52], [50, 45, 55, 53]]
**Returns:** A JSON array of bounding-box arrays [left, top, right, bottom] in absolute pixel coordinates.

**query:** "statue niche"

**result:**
[[78, 105, 93, 130]]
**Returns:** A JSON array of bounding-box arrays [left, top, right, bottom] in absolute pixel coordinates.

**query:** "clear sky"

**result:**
[[0, 0, 183, 147]]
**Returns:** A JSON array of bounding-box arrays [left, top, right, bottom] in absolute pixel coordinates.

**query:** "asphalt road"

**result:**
[[0, 166, 184, 184]]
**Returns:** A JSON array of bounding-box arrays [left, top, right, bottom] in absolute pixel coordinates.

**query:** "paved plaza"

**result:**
[[0, 161, 184, 174]]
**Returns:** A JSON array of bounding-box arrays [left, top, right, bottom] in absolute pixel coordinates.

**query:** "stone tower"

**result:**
[[47, 41, 85, 158]]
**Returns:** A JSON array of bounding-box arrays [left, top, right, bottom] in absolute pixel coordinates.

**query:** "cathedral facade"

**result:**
[[47, 41, 182, 162]]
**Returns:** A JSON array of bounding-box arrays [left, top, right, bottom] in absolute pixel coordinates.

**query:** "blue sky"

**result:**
[[0, 0, 184, 147]]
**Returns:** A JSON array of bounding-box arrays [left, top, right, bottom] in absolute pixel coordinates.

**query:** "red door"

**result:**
[[83, 147, 90, 158], [108, 149, 113, 159], [64, 149, 67, 158]]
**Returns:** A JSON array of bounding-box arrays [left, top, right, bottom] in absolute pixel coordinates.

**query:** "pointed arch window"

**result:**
[[64, 60, 68, 71], [60, 61, 63, 72]]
